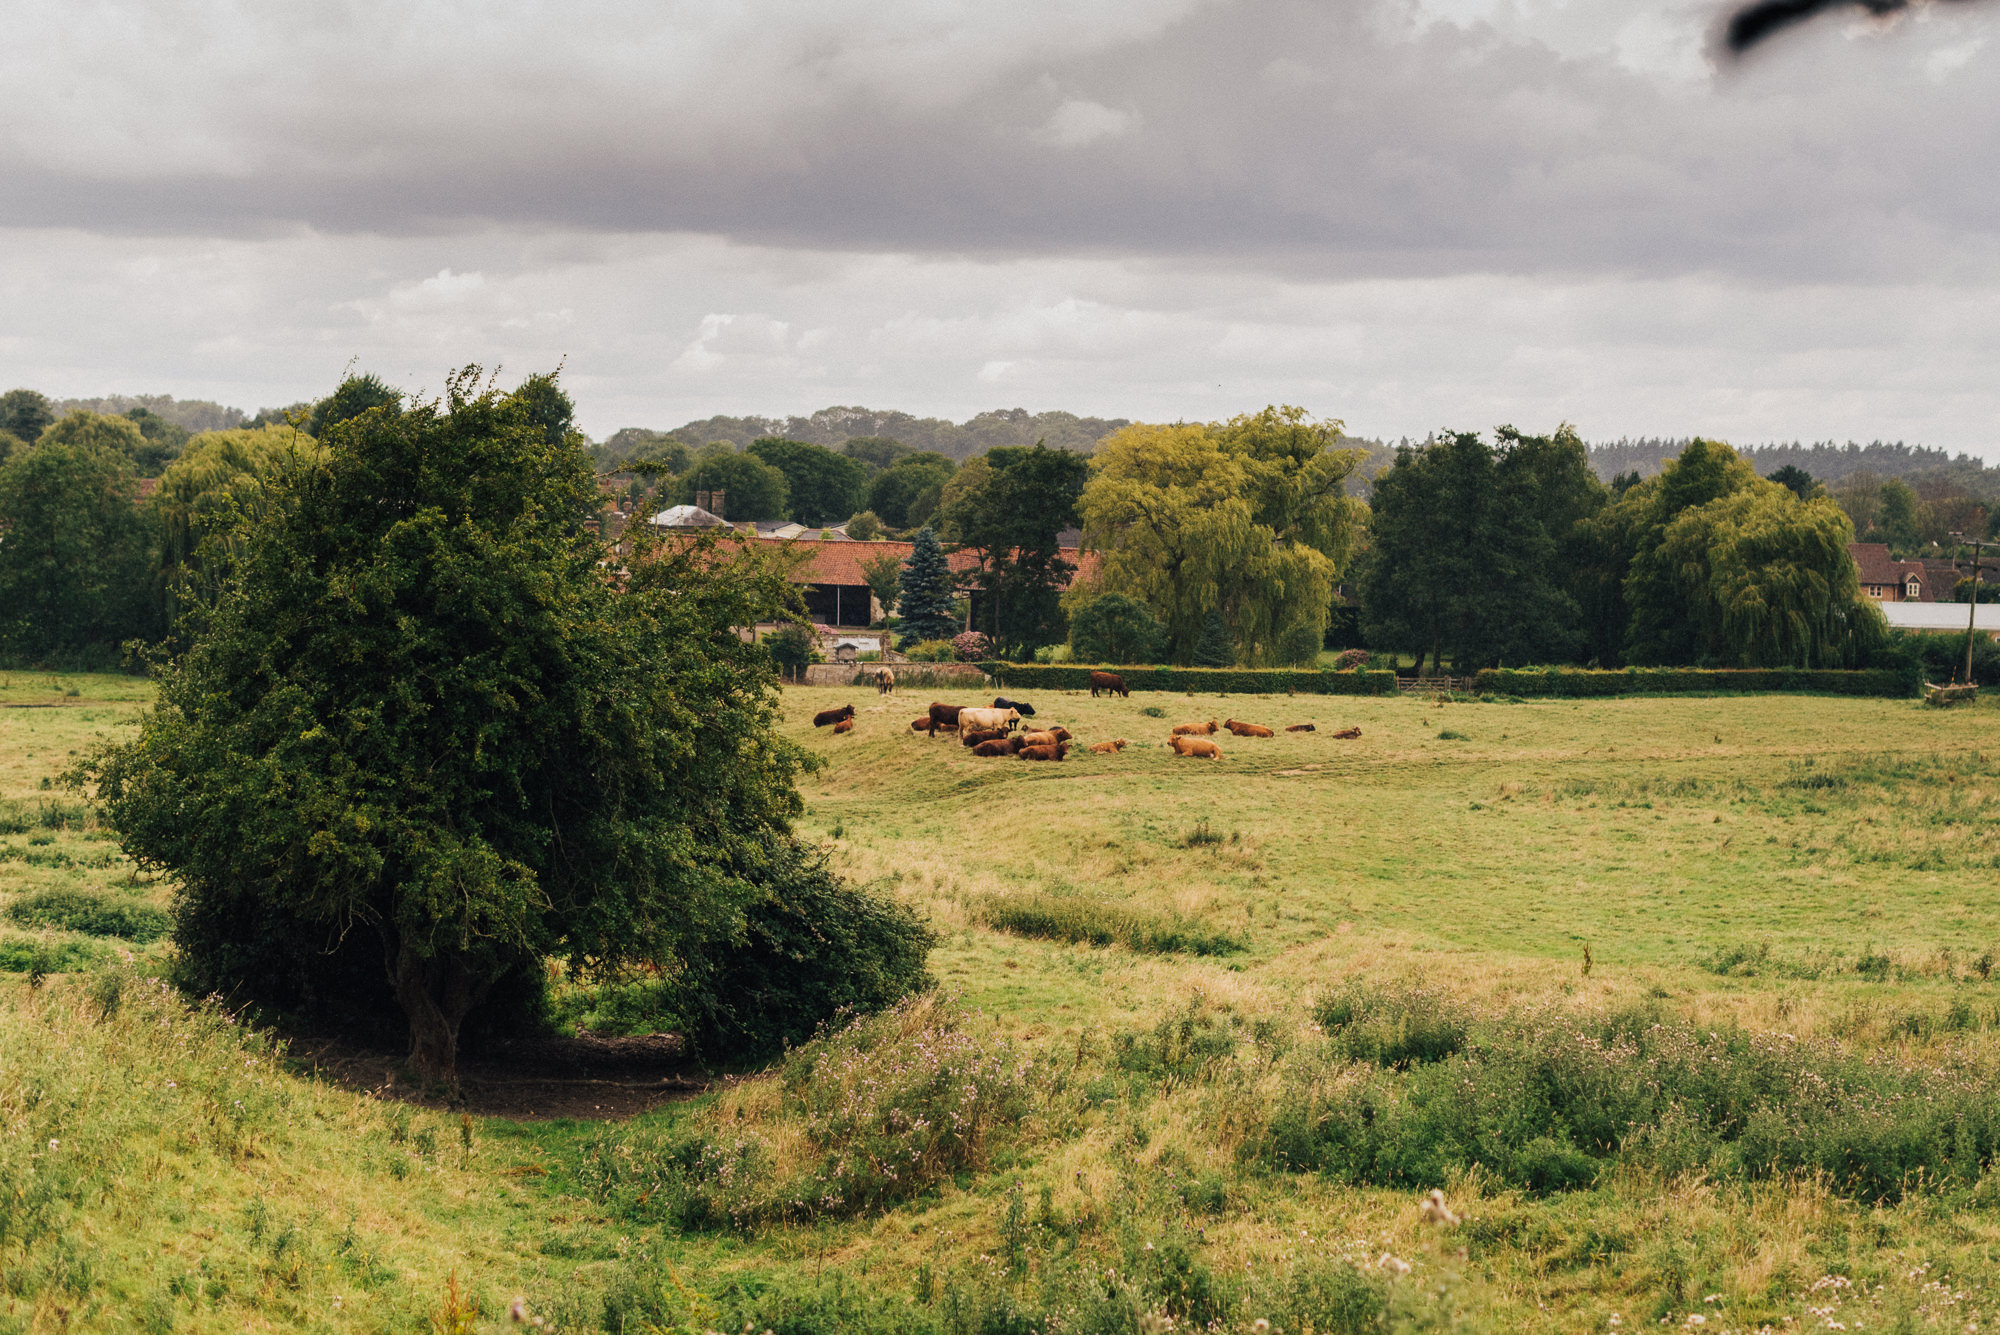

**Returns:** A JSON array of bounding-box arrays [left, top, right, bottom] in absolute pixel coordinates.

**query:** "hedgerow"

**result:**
[[1471, 666, 1917, 698], [979, 662, 1397, 695]]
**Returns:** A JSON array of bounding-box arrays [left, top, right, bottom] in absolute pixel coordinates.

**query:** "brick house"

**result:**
[[1850, 543, 1958, 603]]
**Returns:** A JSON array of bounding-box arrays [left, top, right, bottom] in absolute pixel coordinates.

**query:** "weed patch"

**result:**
[[975, 891, 1245, 956], [6, 888, 171, 942]]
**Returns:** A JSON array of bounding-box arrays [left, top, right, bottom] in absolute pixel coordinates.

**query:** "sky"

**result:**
[[9, 0, 2000, 450]]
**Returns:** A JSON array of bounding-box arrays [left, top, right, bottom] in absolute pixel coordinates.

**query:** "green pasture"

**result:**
[[6, 674, 2000, 1333]]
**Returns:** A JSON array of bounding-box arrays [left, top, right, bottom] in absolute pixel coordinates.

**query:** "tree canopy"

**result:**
[[747, 436, 869, 526], [0, 389, 55, 444], [938, 443, 1089, 656], [677, 450, 790, 521], [153, 424, 323, 611], [0, 430, 161, 666], [867, 451, 956, 530], [1079, 407, 1365, 666], [86, 369, 820, 1080], [307, 373, 402, 440], [1068, 593, 1166, 664], [1360, 426, 1605, 673]]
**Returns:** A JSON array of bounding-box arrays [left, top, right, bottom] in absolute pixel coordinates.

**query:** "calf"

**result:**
[[1286, 723, 1316, 732], [971, 738, 1019, 757], [910, 717, 932, 731], [1018, 742, 1069, 761], [1171, 720, 1219, 737], [1224, 719, 1274, 738], [1089, 671, 1129, 698], [1169, 735, 1223, 759], [813, 704, 856, 728], [992, 696, 1037, 717], [831, 717, 855, 734], [1088, 738, 1128, 754], [1332, 726, 1362, 739], [962, 728, 1007, 747]]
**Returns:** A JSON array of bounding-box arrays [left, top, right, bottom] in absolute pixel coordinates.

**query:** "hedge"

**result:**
[[977, 662, 1398, 696], [1471, 667, 1919, 698]]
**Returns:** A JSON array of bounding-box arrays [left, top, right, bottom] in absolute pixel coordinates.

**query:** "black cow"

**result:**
[[991, 696, 1036, 718]]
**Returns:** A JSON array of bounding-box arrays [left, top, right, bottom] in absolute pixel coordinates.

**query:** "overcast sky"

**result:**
[[9, 0, 2000, 450]]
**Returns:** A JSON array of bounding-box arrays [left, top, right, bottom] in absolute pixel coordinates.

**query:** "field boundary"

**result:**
[[978, 662, 1398, 695], [1473, 666, 1919, 698]]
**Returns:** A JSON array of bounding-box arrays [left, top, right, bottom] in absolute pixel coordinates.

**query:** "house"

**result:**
[[1850, 543, 1953, 603], [650, 503, 730, 530]]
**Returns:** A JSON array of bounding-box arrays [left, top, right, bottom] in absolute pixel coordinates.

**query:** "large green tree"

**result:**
[[1080, 407, 1365, 665], [938, 444, 1090, 657], [308, 373, 402, 439], [86, 369, 820, 1081], [867, 452, 956, 529], [747, 437, 869, 526], [153, 425, 323, 612], [0, 389, 54, 443], [1067, 593, 1166, 664], [677, 450, 789, 521], [0, 434, 161, 665]]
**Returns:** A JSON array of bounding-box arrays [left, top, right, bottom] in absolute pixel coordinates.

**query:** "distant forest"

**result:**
[[1586, 437, 2000, 495], [599, 406, 1132, 466]]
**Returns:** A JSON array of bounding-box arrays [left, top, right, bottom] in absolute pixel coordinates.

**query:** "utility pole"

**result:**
[[1950, 532, 1997, 686]]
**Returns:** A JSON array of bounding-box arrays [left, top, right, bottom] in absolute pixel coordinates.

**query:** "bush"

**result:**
[[6, 889, 172, 943], [974, 891, 1244, 956], [903, 639, 957, 662], [1068, 594, 1167, 665], [1313, 982, 1471, 1069], [1471, 666, 1916, 698], [950, 630, 991, 662], [0, 937, 100, 974], [1332, 648, 1370, 671], [1256, 1000, 2000, 1202], [1277, 621, 1324, 668], [677, 839, 936, 1062], [981, 662, 1398, 696], [764, 624, 820, 677]]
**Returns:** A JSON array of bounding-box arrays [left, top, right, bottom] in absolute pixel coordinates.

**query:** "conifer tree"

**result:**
[[897, 526, 959, 645], [1192, 610, 1234, 667]]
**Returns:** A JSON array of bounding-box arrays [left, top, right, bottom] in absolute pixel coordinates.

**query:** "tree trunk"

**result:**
[[385, 935, 486, 1086]]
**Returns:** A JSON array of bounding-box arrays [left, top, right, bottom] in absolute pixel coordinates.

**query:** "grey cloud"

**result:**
[[8, 0, 2000, 283]]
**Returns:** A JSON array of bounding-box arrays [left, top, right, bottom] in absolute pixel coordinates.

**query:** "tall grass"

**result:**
[[974, 890, 1245, 956], [6, 888, 172, 942]]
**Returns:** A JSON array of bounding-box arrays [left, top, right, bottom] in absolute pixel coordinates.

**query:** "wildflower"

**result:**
[[333, 1296, 343, 1310], [1420, 1189, 1459, 1225], [47, 1139, 58, 1151], [1376, 1253, 1411, 1276], [510, 1298, 527, 1323], [1253, 1322, 1271, 1334]]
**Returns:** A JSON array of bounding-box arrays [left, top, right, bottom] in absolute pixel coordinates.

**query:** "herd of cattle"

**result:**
[[809, 682, 1362, 761]]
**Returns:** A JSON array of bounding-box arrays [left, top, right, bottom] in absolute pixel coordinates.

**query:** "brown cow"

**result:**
[[875, 667, 895, 695], [1171, 720, 1219, 737], [813, 704, 856, 727], [1224, 719, 1274, 738], [971, 738, 1018, 757], [1089, 671, 1129, 698], [1018, 728, 1072, 748], [926, 702, 965, 736], [1332, 726, 1362, 739], [962, 728, 1007, 747], [832, 717, 855, 734], [1088, 739, 1128, 754], [1169, 735, 1222, 759], [1286, 723, 1316, 732], [910, 717, 932, 731], [1018, 742, 1069, 761]]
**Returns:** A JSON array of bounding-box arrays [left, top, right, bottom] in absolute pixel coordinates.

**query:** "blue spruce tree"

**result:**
[[897, 526, 959, 647]]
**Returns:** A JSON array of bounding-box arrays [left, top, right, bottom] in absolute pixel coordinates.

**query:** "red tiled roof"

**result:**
[[1850, 542, 1943, 599]]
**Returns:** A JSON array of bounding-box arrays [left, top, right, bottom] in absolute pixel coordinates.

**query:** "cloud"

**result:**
[[4, 0, 2000, 287]]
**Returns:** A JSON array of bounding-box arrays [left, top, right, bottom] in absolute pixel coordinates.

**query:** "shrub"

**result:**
[[6, 889, 172, 943], [974, 891, 1244, 956], [903, 639, 957, 662], [1313, 982, 1472, 1069], [764, 624, 820, 677], [1332, 648, 1370, 671], [676, 839, 936, 1062], [1257, 1000, 2000, 1202], [950, 630, 991, 662], [1068, 594, 1167, 665], [980, 662, 1398, 696]]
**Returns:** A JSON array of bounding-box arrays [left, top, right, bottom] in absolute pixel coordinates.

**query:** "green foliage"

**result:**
[[84, 367, 815, 1079], [1767, 464, 1817, 499], [1190, 609, 1234, 667], [747, 437, 870, 526], [858, 549, 902, 615], [938, 444, 1090, 655], [1471, 666, 1915, 697], [763, 624, 819, 677], [865, 451, 955, 529], [152, 424, 321, 615], [679, 449, 790, 521], [844, 509, 884, 541], [981, 662, 1399, 695], [0, 937, 101, 974], [1361, 426, 1605, 673], [842, 435, 913, 470], [1313, 982, 1472, 1069], [1258, 1002, 2000, 1203], [121, 408, 190, 476], [675, 839, 936, 1061], [1068, 594, 1167, 665], [974, 891, 1245, 956], [5, 889, 172, 942], [307, 373, 401, 439], [1879, 478, 1921, 550], [0, 430, 162, 667], [1081, 407, 1367, 665], [897, 527, 959, 646], [901, 639, 957, 662], [0, 388, 55, 443]]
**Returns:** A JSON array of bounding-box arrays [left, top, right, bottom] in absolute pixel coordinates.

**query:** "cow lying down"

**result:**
[[1170, 735, 1223, 759]]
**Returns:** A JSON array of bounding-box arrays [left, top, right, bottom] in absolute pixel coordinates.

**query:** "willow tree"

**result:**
[[1078, 407, 1364, 665], [153, 424, 323, 613], [86, 368, 818, 1081]]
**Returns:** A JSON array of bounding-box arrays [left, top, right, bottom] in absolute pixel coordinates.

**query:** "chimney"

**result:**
[[695, 490, 710, 512], [711, 489, 726, 520]]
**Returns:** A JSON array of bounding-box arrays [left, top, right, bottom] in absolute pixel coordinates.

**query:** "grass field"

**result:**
[[6, 674, 2000, 1333]]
